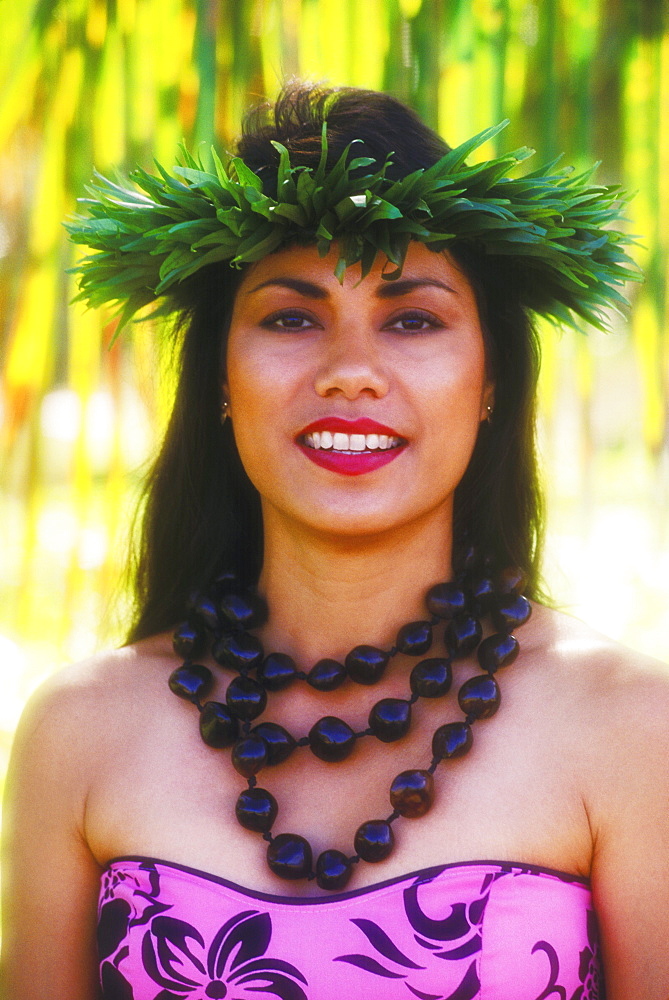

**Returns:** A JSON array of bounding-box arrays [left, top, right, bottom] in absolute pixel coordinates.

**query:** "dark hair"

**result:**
[[126, 82, 545, 644]]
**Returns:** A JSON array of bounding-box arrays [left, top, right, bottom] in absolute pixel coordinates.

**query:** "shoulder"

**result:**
[[529, 616, 669, 995], [9, 632, 178, 785], [527, 602, 669, 812], [526, 601, 669, 711]]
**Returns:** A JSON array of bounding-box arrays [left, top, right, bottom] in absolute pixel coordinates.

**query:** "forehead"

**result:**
[[235, 240, 477, 302]]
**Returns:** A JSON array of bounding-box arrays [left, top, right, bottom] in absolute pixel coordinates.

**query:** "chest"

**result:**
[[86, 652, 594, 893]]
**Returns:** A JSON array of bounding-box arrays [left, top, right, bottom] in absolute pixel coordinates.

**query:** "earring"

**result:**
[[220, 400, 229, 425], [485, 404, 493, 424]]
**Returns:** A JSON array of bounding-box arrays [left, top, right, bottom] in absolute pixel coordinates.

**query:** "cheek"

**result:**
[[224, 336, 299, 494], [422, 344, 488, 422]]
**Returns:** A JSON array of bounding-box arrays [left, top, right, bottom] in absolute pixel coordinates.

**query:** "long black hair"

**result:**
[[126, 83, 545, 643]]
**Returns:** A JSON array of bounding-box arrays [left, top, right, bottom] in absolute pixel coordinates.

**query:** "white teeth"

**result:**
[[303, 431, 402, 452]]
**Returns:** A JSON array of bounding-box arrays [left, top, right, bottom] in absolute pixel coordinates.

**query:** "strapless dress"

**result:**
[[98, 857, 604, 999]]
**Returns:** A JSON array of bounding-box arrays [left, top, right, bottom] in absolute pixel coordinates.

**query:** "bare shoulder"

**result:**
[[527, 601, 669, 721], [528, 610, 669, 995], [2, 639, 177, 1000], [10, 632, 177, 782], [529, 601, 669, 836]]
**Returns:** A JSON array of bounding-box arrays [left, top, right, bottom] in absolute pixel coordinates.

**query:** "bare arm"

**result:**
[[588, 662, 669, 998], [1, 672, 103, 999]]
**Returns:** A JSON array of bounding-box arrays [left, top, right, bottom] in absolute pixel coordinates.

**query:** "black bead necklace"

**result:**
[[168, 552, 531, 892]]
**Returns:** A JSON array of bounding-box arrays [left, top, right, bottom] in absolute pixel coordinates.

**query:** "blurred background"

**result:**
[[1, 0, 668, 805]]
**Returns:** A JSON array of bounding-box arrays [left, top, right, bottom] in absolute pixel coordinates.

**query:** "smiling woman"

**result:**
[[2, 82, 668, 1000], [225, 243, 491, 538]]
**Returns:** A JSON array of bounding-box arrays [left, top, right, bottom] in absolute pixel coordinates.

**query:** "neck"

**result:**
[[256, 506, 454, 667]]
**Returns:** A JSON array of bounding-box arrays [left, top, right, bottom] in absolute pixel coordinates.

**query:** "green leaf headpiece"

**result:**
[[65, 120, 640, 333]]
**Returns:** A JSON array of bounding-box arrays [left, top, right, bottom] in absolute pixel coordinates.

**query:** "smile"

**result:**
[[302, 431, 403, 452], [296, 419, 407, 476]]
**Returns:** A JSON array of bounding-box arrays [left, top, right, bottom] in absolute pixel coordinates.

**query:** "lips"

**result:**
[[296, 418, 407, 476]]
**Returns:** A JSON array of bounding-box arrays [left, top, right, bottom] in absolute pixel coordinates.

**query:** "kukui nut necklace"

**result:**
[[168, 549, 531, 892]]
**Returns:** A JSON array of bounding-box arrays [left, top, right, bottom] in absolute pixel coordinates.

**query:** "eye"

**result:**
[[260, 309, 321, 331], [384, 310, 442, 333]]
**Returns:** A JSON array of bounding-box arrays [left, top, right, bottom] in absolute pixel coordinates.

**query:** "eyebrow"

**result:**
[[246, 276, 458, 299], [246, 278, 329, 298], [375, 278, 458, 298]]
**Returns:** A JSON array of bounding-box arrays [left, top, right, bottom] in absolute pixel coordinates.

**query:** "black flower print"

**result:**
[[141, 907, 309, 1000], [100, 959, 136, 1000], [575, 909, 606, 1000], [532, 908, 606, 1000], [334, 866, 489, 1000], [99, 863, 170, 958], [99, 862, 171, 998]]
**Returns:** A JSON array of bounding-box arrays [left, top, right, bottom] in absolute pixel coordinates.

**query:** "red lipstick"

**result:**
[[299, 417, 402, 437], [296, 417, 407, 477]]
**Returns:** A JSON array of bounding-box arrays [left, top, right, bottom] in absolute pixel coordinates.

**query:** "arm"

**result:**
[[588, 662, 669, 998], [1, 672, 103, 999]]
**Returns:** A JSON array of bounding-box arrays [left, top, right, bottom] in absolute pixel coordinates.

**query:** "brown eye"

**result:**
[[261, 310, 319, 331], [386, 311, 441, 333]]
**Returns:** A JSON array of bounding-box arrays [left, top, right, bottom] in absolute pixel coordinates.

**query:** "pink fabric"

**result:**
[[98, 857, 604, 999]]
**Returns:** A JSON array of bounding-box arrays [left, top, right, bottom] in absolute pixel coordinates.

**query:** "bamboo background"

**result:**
[[1, 0, 668, 794]]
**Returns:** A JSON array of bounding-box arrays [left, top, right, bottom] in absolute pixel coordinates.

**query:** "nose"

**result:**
[[313, 324, 390, 400]]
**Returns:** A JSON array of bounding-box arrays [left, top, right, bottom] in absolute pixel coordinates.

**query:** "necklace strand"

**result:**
[[169, 552, 531, 891]]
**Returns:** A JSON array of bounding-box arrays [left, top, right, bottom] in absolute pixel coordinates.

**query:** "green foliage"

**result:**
[[66, 121, 640, 336]]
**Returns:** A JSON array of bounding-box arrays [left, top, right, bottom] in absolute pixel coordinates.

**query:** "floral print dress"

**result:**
[[98, 858, 605, 1000]]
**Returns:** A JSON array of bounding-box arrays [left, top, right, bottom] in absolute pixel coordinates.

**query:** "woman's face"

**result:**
[[224, 241, 493, 541]]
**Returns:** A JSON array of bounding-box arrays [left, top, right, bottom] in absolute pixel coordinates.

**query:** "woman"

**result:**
[[2, 84, 668, 1000]]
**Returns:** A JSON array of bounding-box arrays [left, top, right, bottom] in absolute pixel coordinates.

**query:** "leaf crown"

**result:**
[[65, 119, 640, 333]]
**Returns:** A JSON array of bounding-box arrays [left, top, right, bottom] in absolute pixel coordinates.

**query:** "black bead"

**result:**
[[354, 820, 394, 862], [410, 658, 452, 698], [219, 591, 268, 630], [172, 622, 206, 659], [491, 594, 532, 633], [267, 833, 313, 880], [368, 698, 412, 743], [458, 674, 501, 719], [168, 663, 213, 703], [396, 620, 433, 657], [431, 721, 473, 760], [231, 735, 267, 777], [316, 850, 353, 891], [477, 633, 520, 673], [251, 722, 297, 765], [425, 582, 466, 620], [225, 675, 267, 720], [497, 565, 528, 596], [445, 614, 483, 658], [470, 576, 496, 616], [199, 701, 239, 748], [308, 716, 357, 762], [235, 787, 278, 832], [307, 658, 347, 691], [192, 594, 220, 631], [258, 652, 297, 691], [389, 769, 434, 818], [345, 645, 389, 685], [212, 632, 264, 673]]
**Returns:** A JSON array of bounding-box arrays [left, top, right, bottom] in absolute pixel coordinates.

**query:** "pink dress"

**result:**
[[98, 857, 604, 999]]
